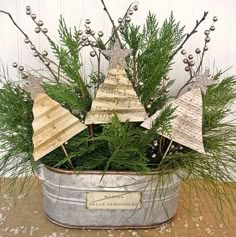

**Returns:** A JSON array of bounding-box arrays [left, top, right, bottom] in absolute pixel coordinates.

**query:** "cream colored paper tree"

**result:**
[[32, 93, 87, 161], [85, 40, 147, 124], [141, 88, 205, 154]]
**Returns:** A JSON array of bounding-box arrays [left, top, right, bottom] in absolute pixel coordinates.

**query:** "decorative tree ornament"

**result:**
[[192, 69, 217, 94], [23, 74, 45, 99], [85, 65, 147, 124], [141, 88, 205, 154], [32, 93, 87, 161], [102, 39, 132, 69]]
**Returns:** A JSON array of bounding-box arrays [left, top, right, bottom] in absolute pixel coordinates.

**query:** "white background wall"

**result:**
[[0, 0, 236, 177]]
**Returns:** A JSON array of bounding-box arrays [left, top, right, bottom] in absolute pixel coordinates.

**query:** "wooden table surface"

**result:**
[[0, 177, 235, 237]]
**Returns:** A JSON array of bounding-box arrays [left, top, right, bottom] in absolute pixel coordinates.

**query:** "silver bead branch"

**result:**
[[0, 7, 58, 81], [177, 15, 218, 98], [12, 62, 28, 79]]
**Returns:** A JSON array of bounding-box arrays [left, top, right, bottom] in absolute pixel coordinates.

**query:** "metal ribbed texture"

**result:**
[[37, 165, 180, 229]]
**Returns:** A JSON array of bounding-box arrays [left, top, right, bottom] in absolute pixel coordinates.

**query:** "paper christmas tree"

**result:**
[[141, 88, 205, 154], [85, 40, 147, 124], [32, 93, 87, 161]]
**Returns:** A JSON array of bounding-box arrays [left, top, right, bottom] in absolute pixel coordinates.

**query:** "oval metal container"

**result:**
[[37, 165, 180, 229]]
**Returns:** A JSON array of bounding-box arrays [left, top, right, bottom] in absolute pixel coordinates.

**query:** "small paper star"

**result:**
[[192, 69, 217, 94], [23, 74, 45, 99], [102, 39, 132, 69]]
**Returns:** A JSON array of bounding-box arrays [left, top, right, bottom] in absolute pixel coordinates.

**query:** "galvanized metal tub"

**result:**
[[36, 165, 180, 229]]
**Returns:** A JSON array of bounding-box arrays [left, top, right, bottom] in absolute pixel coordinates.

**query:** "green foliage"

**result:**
[[42, 82, 89, 116], [137, 12, 185, 114], [0, 73, 35, 189], [120, 12, 185, 115], [49, 16, 91, 113]]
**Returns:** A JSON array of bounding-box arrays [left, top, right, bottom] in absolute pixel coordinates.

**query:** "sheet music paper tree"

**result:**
[[141, 88, 205, 154], [32, 93, 87, 161], [85, 39, 147, 124]]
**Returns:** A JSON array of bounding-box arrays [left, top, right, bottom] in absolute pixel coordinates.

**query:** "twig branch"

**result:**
[[176, 75, 194, 98], [104, 4, 134, 47], [100, 0, 122, 46], [0, 10, 58, 81], [169, 11, 209, 62]]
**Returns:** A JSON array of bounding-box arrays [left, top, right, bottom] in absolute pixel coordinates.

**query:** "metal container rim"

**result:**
[[44, 165, 174, 176]]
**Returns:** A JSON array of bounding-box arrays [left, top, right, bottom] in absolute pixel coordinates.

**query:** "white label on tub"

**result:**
[[86, 192, 142, 210]]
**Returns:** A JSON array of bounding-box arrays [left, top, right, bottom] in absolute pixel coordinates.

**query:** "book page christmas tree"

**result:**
[[141, 88, 205, 154], [32, 93, 87, 161], [85, 40, 147, 124]]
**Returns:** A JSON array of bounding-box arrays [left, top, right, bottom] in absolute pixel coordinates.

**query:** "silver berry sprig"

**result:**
[[195, 15, 218, 73]]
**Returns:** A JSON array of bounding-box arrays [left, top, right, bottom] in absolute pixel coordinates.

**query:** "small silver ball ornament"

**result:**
[[129, 10, 133, 15], [183, 58, 188, 64], [151, 153, 157, 159], [98, 31, 104, 37], [90, 51, 96, 57], [188, 54, 193, 60], [185, 66, 190, 72], [204, 30, 210, 35], [26, 6, 31, 11], [125, 16, 131, 22], [44, 61, 50, 66], [85, 19, 91, 24], [31, 14, 36, 20], [205, 37, 211, 43], [181, 49, 186, 55], [18, 66, 24, 71], [163, 75, 170, 80], [38, 20, 44, 26], [35, 27, 40, 33], [210, 25, 215, 31], [78, 30, 83, 35], [118, 18, 123, 24], [24, 38, 30, 44], [42, 28, 48, 33], [42, 50, 48, 57], [195, 48, 201, 54], [33, 52, 39, 57], [133, 5, 138, 11], [82, 35, 87, 41], [30, 45, 36, 50], [204, 46, 208, 51], [21, 73, 28, 79], [12, 62, 18, 68], [189, 61, 195, 66], [213, 16, 218, 22]]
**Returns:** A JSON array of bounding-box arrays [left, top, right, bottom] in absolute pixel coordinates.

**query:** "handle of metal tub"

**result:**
[[34, 164, 45, 181]]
